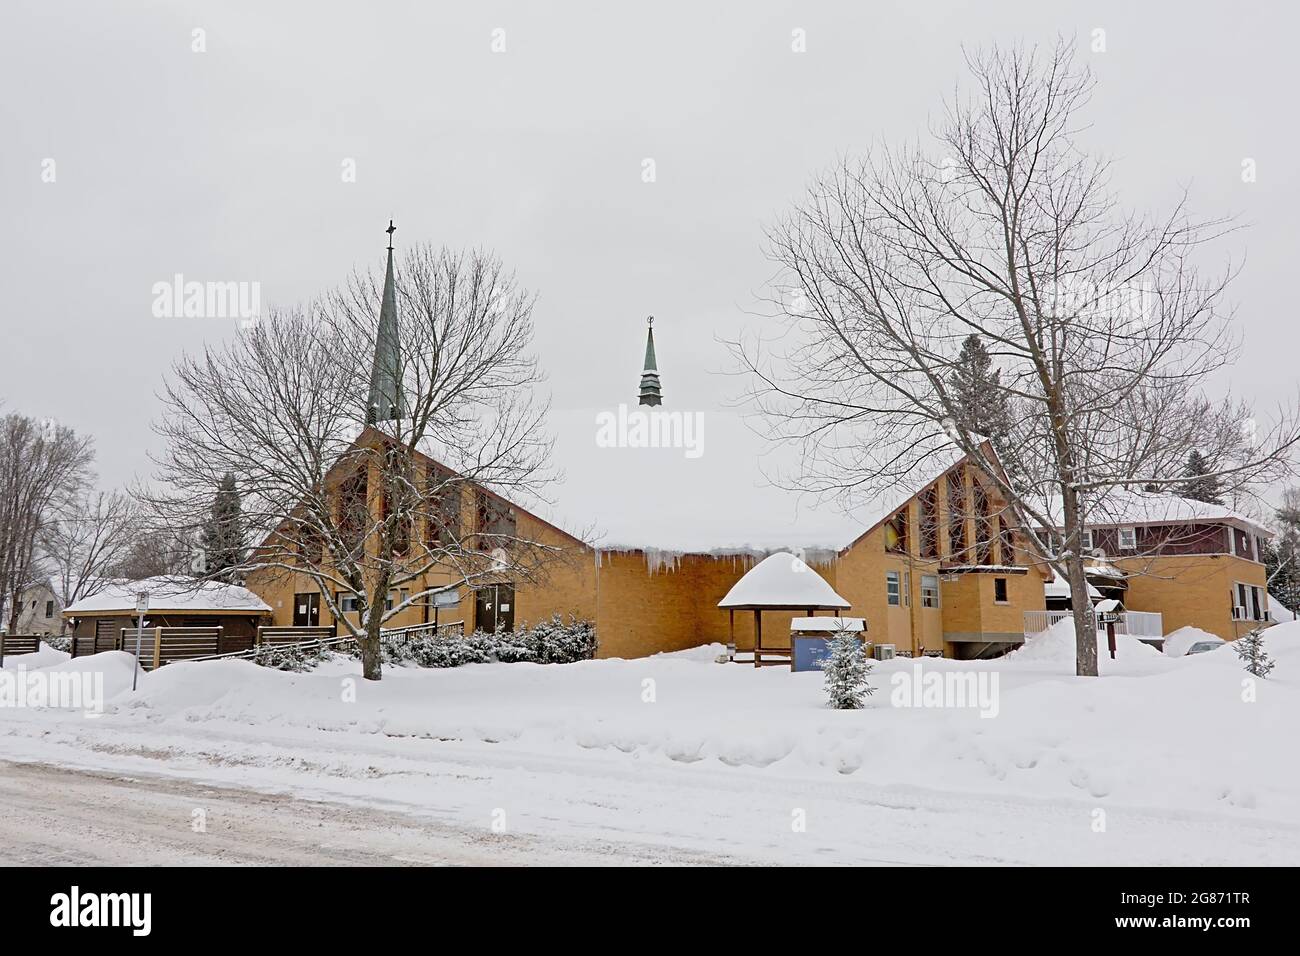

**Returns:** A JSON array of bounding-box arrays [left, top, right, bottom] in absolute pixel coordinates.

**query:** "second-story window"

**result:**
[[1118, 527, 1137, 551], [884, 510, 908, 554]]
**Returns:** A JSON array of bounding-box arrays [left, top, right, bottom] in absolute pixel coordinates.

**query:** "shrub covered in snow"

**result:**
[[821, 628, 873, 709], [372, 614, 597, 669], [253, 641, 331, 672], [1235, 627, 1275, 679], [42, 635, 72, 654]]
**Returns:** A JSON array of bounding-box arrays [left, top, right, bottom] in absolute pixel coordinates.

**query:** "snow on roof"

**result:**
[[718, 552, 850, 609], [1044, 569, 1102, 601], [790, 617, 865, 632], [63, 577, 271, 615], [1042, 490, 1270, 537]]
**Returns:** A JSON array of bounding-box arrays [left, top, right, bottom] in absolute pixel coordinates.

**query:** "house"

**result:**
[[14, 582, 62, 636], [1040, 491, 1273, 641]]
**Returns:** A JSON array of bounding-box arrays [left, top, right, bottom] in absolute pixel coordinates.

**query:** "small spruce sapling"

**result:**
[[821, 624, 873, 709], [1234, 627, 1275, 679]]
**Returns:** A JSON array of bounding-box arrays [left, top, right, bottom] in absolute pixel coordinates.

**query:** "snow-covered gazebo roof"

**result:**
[[718, 552, 850, 610]]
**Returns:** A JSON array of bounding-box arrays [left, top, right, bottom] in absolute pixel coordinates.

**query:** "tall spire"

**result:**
[[638, 315, 662, 407], [366, 220, 402, 425]]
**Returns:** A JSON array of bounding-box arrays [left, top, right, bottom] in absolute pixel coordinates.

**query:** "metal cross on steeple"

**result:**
[[386, 219, 396, 251]]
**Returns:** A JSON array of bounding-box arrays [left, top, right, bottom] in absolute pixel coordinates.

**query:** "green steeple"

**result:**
[[366, 220, 402, 424], [638, 315, 662, 406]]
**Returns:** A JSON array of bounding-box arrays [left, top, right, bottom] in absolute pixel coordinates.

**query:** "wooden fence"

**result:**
[[0, 635, 41, 661]]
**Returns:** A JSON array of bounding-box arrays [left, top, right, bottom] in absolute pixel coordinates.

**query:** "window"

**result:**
[[476, 491, 517, 543], [947, 470, 966, 560], [918, 487, 939, 559], [44, 600, 54, 618], [336, 589, 409, 615], [1080, 529, 1093, 552], [886, 570, 901, 606], [999, 518, 1017, 566], [426, 467, 462, 548], [884, 510, 908, 555], [921, 575, 940, 608], [432, 588, 460, 608], [994, 577, 1009, 604], [1118, 527, 1137, 551], [972, 481, 994, 565]]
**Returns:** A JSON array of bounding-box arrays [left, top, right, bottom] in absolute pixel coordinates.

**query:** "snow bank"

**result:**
[[1162, 626, 1224, 657], [1, 643, 71, 670], [4, 623, 1299, 829], [1010, 618, 1160, 669]]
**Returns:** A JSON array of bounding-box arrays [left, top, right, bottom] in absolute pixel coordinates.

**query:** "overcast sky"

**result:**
[[2, 1, 1296, 550]]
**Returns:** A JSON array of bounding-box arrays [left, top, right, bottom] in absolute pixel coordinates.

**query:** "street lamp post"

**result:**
[[132, 590, 149, 691]]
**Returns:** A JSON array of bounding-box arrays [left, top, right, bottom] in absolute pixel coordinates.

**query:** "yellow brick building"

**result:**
[[246, 434, 1271, 660]]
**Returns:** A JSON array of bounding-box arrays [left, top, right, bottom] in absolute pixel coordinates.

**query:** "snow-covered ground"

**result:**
[[2, 621, 1297, 865]]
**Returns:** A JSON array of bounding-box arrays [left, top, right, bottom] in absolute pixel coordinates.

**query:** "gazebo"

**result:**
[[718, 552, 851, 667]]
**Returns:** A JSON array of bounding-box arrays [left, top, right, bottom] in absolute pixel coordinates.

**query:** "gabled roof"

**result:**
[[254, 425, 590, 555], [63, 577, 270, 615], [718, 552, 850, 609]]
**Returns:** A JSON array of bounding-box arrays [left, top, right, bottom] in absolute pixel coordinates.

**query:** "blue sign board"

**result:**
[[792, 636, 835, 672]]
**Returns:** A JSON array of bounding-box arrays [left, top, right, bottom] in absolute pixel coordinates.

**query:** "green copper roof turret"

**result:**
[[366, 220, 402, 424], [638, 315, 662, 406]]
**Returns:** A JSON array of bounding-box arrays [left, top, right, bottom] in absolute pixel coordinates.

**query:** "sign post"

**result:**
[[1095, 599, 1121, 660], [132, 590, 149, 691]]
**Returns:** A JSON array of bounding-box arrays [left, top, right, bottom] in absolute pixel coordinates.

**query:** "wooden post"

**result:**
[[153, 627, 163, 671], [753, 610, 762, 668], [728, 609, 734, 662]]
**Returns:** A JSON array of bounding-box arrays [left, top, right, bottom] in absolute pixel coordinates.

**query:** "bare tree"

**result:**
[[42, 490, 139, 628], [149, 243, 560, 680], [737, 39, 1298, 676], [0, 413, 95, 632]]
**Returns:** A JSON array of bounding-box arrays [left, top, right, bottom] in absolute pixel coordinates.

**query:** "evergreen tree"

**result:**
[[200, 472, 245, 582], [948, 334, 1011, 445], [821, 625, 873, 709], [1234, 627, 1275, 679], [1180, 450, 1224, 505]]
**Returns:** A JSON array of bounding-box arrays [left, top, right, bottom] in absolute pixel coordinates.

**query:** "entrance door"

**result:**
[[293, 592, 321, 627], [474, 584, 515, 633]]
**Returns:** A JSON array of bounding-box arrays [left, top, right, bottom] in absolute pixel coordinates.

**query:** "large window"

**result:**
[[918, 487, 939, 559], [426, 467, 462, 548], [972, 481, 994, 565], [921, 575, 940, 608], [947, 470, 966, 560], [886, 570, 901, 606], [884, 510, 909, 555]]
